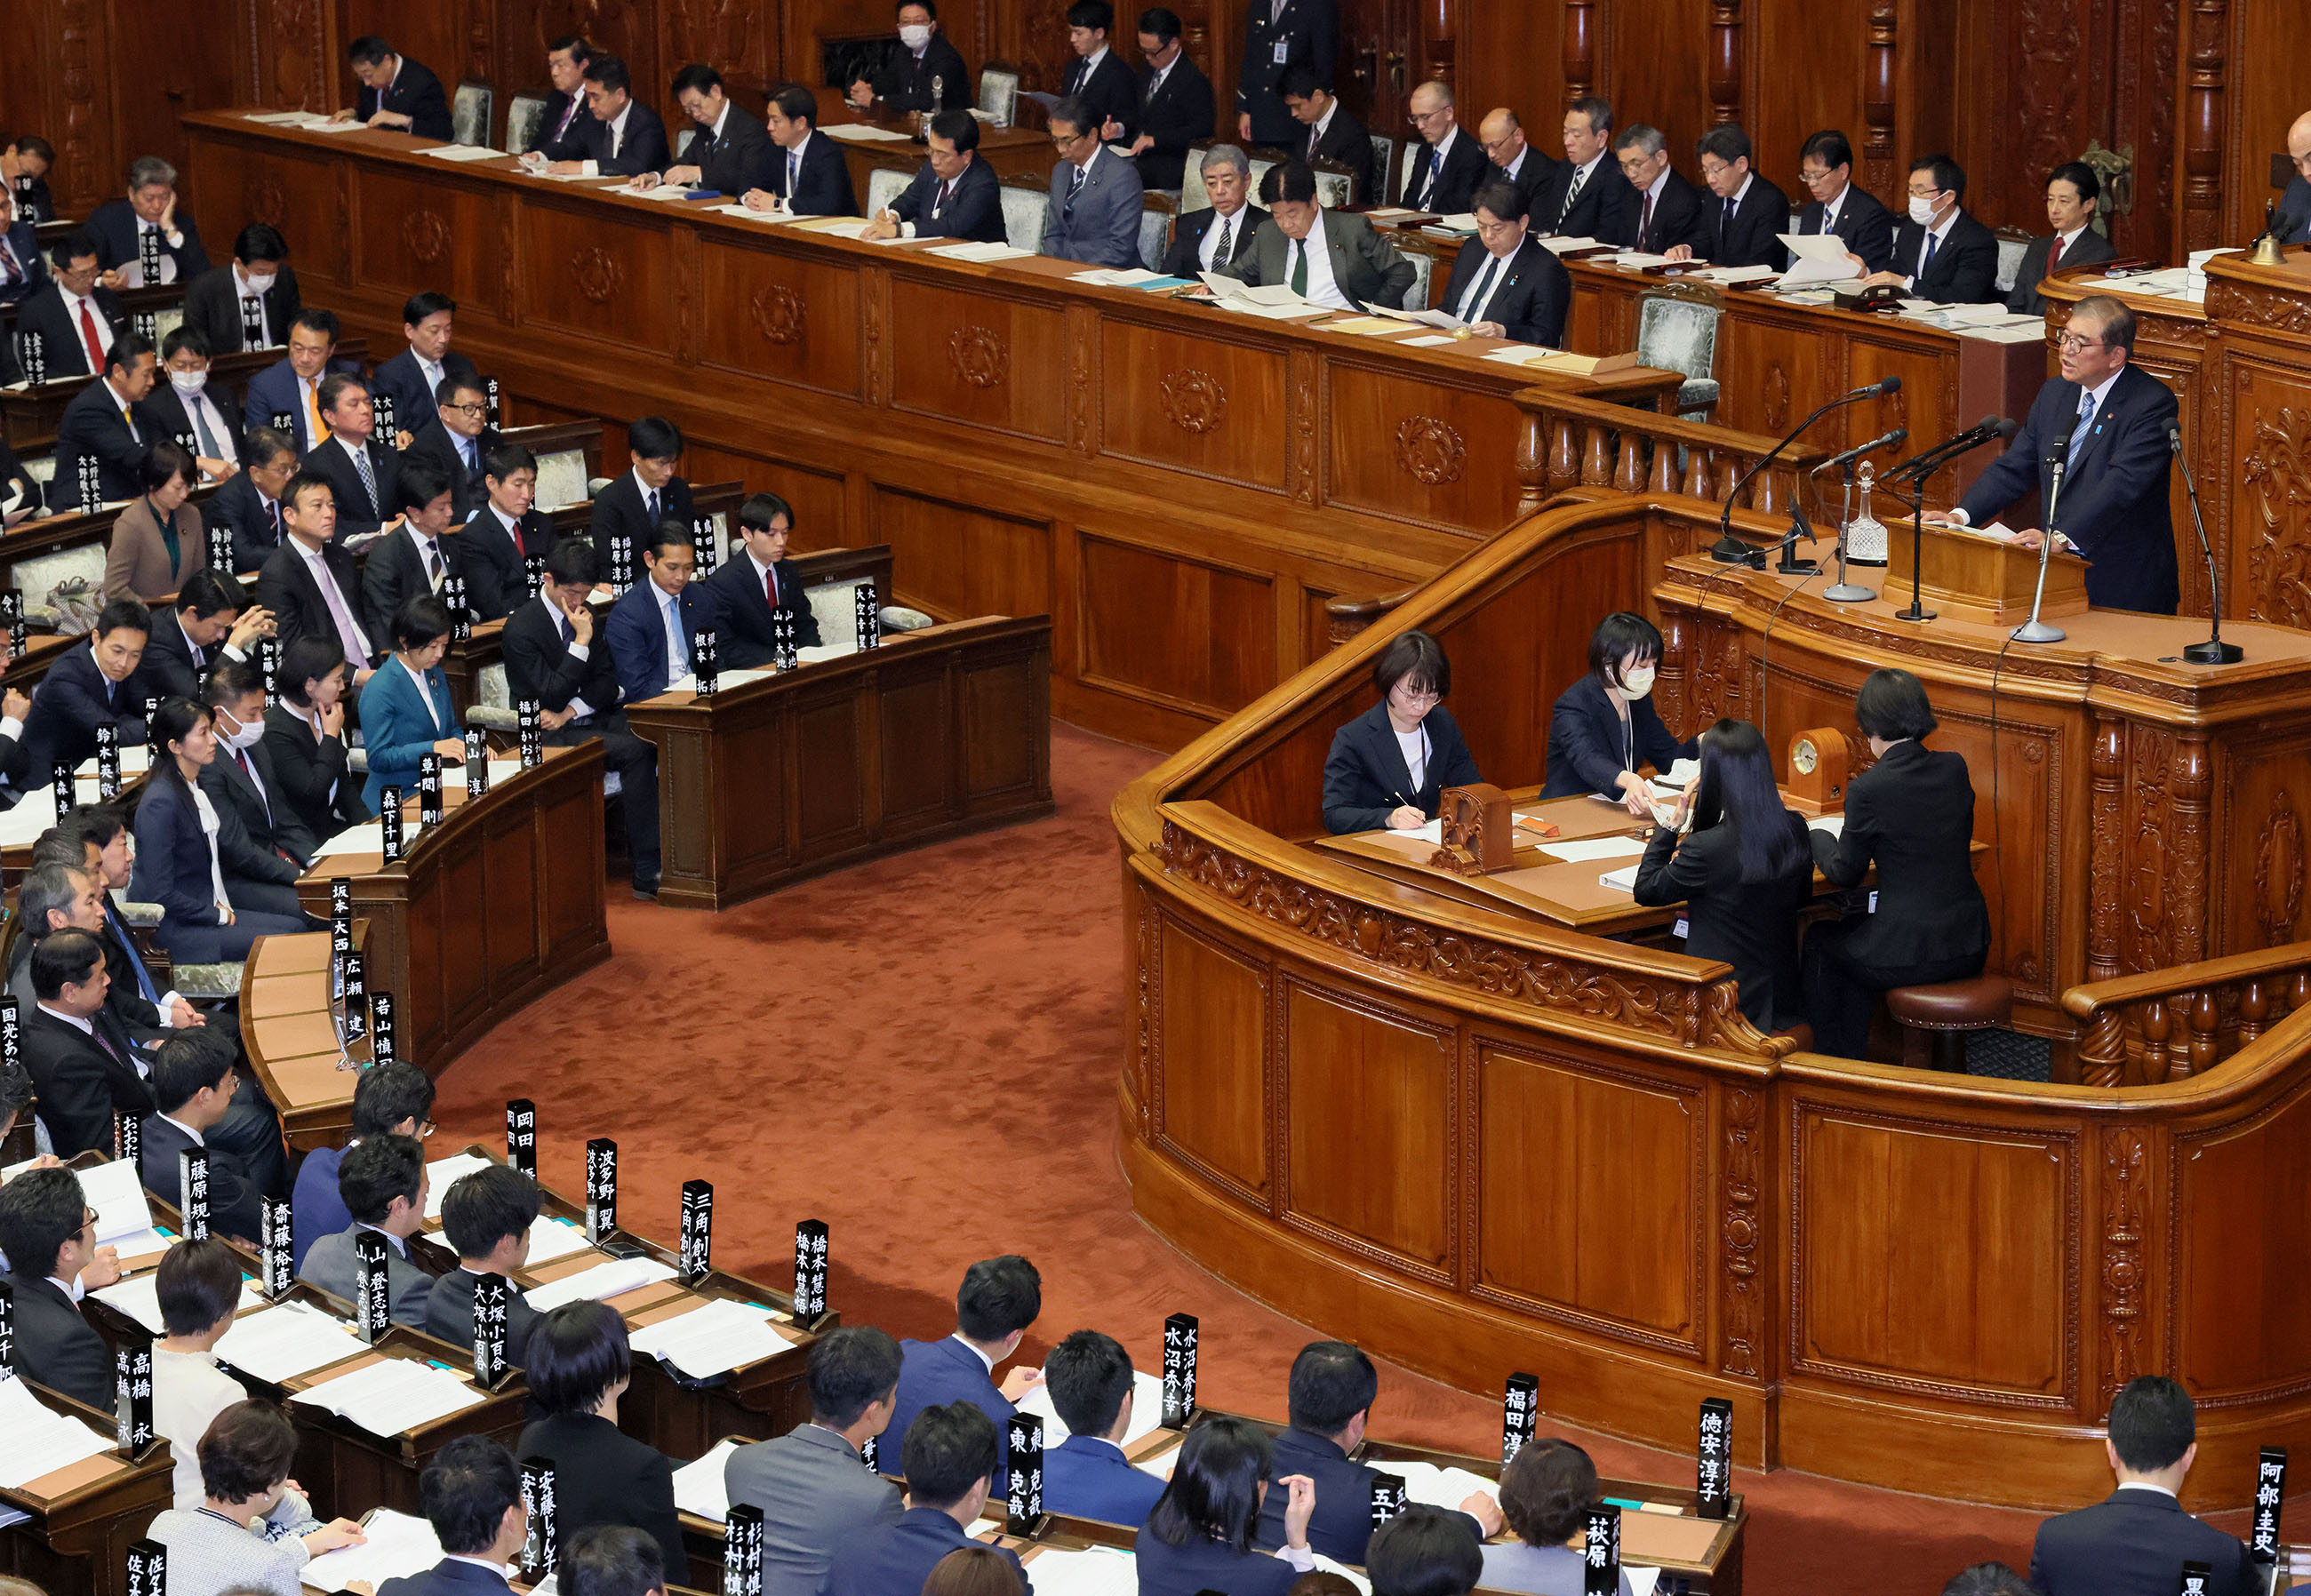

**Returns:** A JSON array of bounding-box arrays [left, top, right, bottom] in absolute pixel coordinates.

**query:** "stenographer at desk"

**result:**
[[1539, 612, 1697, 817], [1321, 630, 1481, 834]]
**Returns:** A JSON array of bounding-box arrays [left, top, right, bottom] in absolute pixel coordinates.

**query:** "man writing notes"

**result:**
[[1042, 96, 1146, 268], [1794, 130, 1896, 275], [1280, 67, 1372, 203], [862, 111, 1006, 243], [1857, 154, 2000, 303], [1435, 180, 1569, 346], [647, 65, 772, 196], [1400, 80, 1486, 215], [1613, 124, 1704, 257], [1664, 125, 1788, 268], [847, 2, 970, 116], [744, 86, 860, 217], [1117, 8, 1214, 194], [2007, 162, 2115, 316], [1225, 160, 1414, 312], [338, 36, 454, 140], [1161, 144, 1264, 276], [1235, 0, 1339, 149], [1946, 294, 2179, 614], [1532, 97, 1637, 243]]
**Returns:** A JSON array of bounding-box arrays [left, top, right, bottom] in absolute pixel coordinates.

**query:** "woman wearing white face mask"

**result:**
[[1539, 611, 1698, 816], [103, 439, 208, 602]]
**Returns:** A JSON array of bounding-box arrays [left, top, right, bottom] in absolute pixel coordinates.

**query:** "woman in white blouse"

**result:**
[[130, 697, 313, 962]]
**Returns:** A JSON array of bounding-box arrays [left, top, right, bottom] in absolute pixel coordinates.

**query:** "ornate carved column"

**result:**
[[2079, 716, 2127, 1086], [1420, 0, 1457, 89], [1562, 0, 1598, 106], [2180, 0, 2228, 251], [1862, 4, 1898, 200], [1706, 0, 1742, 129]]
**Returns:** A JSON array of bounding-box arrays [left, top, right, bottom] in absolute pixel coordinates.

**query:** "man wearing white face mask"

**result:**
[[147, 327, 243, 483], [199, 659, 321, 917], [848, 0, 969, 116], [1855, 152, 1999, 304], [181, 223, 301, 355], [1540, 610, 1699, 816]]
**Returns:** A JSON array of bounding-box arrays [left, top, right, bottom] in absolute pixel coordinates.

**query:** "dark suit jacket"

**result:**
[[502, 594, 623, 716], [12, 280, 128, 379], [140, 1113, 266, 1242], [762, 131, 860, 217], [516, 1413, 685, 1573], [828, 1508, 1029, 1596], [364, 523, 460, 644], [56, 377, 156, 510], [458, 505, 551, 621], [1321, 701, 1481, 834], [1797, 185, 1898, 275], [140, 610, 230, 701], [210, 473, 288, 574], [1251, 1426, 1482, 1563], [425, 1265, 542, 1366], [1813, 739, 1990, 970], [1236, 0, 1339, 147], [1491, 147, 1558, 220], [1437, 234, 1570, 346], [580, 101, 672, 179], [181, 262, 302, 355], [1161, 203, 1265, 277], [22, 1002, 150, 1158], [262, 702, 370, 842], [244, 355, 360, 454], [1045, 1433, 1163, 1526], [605, 578, 712, 702], [1400, 126, 1489, 214], [84, 198, 212, 281], [1043, 149, 1147, 267], [1299, 102, 1376, 202], [704, 552, 820, 667], [0, 219, 44, 304], [357, 55, 454, 141], [2027, 1486, 2253, 1596], [204, 723, 322, 866], [1060, 50, 1140, 143], [2283, 174, 2311, 244], [589, 473, 691, 577], [535, 90, 595, 163], [1533, 156, 1641, 245], [884, 1336, 1019, 1482], [134, 775, 288, 958], [20, 642, 157, 778], [401, 418, 494, 523], [1889, 209, 2001, 303], [256, 537, 375, 662], [0, 1271, 115, 1411], [1634, 170, 1707, 256], [682, 102, 772, 196], [889, 156, 1007, 243], [1694, 174, 1794, 268], [379, 1557, 514, 1596], [864, 34, 970, 115], [1633, 809, 1814, 1030], [1133, 55, 1216, 191], [1227, 208, 1415, 310], [1956, 363, 2180, 613], [305, 433, 402, 539], [1137, 1529, 1295, 1596], [2006, 226, 2117, 315], [145, 381, 245, 465], [371, 349, 483, 441]]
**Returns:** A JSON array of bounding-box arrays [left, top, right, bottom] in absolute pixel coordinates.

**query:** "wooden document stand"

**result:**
[[1843, 517, 2090, 626]]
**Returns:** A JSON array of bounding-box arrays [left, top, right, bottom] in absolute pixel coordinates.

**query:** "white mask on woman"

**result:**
[[1616, 666, 1658, 701]]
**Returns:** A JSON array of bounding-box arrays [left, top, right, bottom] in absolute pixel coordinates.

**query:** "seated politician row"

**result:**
[[1322, 621, 1992, 1057]]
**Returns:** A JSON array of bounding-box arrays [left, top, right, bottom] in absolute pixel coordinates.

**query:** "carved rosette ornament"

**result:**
[[1395, 416, 1466, 485], [403, 209, 451, 265], [1761, 363, 1792, 434], [2257, 789, 2305, 946], [1160, 369, 1227, 434], [948, 324, 1009, 388], [570, 247, 624, 305], [2243, 406, 2311, 628], [246, 178, 288, 230], [750, 285, 805, 347]]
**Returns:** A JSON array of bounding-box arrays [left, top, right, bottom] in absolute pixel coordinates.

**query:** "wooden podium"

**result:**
[[1812, 515, 2090, 626]]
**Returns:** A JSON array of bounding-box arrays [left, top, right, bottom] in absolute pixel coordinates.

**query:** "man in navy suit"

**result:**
[[1795, 130, 1895, 275], [371, 291, 484, 445], [1532, 96, 1638, 244], [604, 526, 710, 703], [825, 1404, 1028, 1596], [704, 491, 820, 666], [534, 36, 597, 161], [401, 376, 496, 523], [1042, 1330, 1163, 1526], [0, 184, 44, 306], [1042, 96, 1146, 267], [1665, 124, 1789, 269], [1235, 0, 1338, 148], [148, 327, 244, 480], [884, 1254, 1044, 1482], [2027, 1377, 2251, 1596], [1950, 295, 2180, 614], [140, 1039, 267, 1243], [1059, 1, 1139, 143], [1436, 180, 1570, 346], [254, 472, 379, 678], [212, 429, 300, 573], [1860, 153, 2000, 303], [86, 156, 210, 287], [1118, 9, 1214, 193], [140, 570, 272, 701], [1400, 80, 1488, 215], [379, 1436, 529, 1596], [304, 374, 403, 543], [181, 223, 300, 353], [863, 113, 1008, 244], [743, 84, 859, 217], [55, 331, 160, 510], [589, 416, 692, 592], [1160, 144, 1264, 276], [462, 444, 554, 621], [1251, 1341, 1501, 1561], [244, 308, 358, 455], [0, 1163, 119, 1410], [340, 36, 454, 140], [2284, 112, 2311, 244], [14, 234, 129, 380], [528, 55, 669, 180], [1280, 68, 1373, 203], [846, 1, 971, 117], [1613, 124, 1705, 256], [20, 598, 158, 783]]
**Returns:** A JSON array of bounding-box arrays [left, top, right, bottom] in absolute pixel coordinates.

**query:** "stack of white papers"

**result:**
[[1809, 815, 1846, 839], [1382, 1459, 1499, 1511], [423, 1152, 501, 1219], [422, 1213, 595, 1266], [421, 146, 507, 163], [1602, 864, 1642, 892], [1213, 298, 1325, 319], [524, 1256, 677, 1311], [615, 182, 708, 202], [1603, 251, 1674, 268], [1071, 267, 1171, 287], [315, 820, 386, 858], [628, 1297, 793, 1378], [0, 1375, 115, 1489], [1018, 1369, 1169, 1447], [301, 1509, 444, 1593], [1014, 1544, 1139, 1596], [94, 1271, 268, 1334], [1688, 264, 1779, 285], [1777, 232, 1863, 286], [1535, 235, 1602, 254], [1959, 321, 2059, 345], [825, 124, 914, 141], [217, 1300, 366, 1382], [81, 1158, 162, 1249], [924, 240, 1033, 263], [290, 1358, 485, 1435], [712, 203, 804, 224], [671, 1438, 742, 1521], [1399, 333, 1458, 347], [1538, 835, 1648, 866]]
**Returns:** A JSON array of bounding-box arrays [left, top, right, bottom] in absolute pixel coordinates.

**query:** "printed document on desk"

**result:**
[[1779, 233, 1863, 286], [303, 1510, 444, 1593], [672, 1438, 742, 1522]]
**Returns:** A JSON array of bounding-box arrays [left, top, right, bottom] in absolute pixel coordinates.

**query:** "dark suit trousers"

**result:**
[[1802, 921, 1987, 1061], [549, 712, 660, 882]]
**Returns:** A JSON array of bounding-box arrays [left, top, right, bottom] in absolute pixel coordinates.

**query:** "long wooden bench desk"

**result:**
[[0, 1381, 174, 1596]]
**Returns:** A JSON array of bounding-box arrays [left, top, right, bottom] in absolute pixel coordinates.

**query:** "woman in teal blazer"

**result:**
[[357, 594, 466, 816]]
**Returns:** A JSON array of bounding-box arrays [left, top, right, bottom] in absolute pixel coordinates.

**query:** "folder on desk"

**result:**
[[1601, 864, 1640, 893], [1778, 232, 1863, 286]]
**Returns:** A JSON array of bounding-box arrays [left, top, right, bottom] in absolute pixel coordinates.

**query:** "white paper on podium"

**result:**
[[1777, 232, 1863, 285], [825, 123, 914, 141], [1535, 235, 1602, 254], [1688, 264, 1780, 285], [628, 1297, 796, 1378], [523, 1255, 677, 1311], [1539, 835, 1649, 866]]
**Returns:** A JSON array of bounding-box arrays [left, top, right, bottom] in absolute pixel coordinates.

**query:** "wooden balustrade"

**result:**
[[2062, 941, 2311, 1087], [1513, 388, 1837, 521]]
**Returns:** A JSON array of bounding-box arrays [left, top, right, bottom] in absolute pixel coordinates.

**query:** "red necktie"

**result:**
[[2045, 234, 2064, 275], [76, 299, 103, 368], [764, 565, 779, 605]]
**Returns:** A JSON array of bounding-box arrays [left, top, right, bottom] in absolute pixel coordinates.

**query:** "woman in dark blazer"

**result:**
[[1540, 611, 1697, 813], [263, 634, 372, 842], [1803, 669, 1992, 1058], [1321, 629, 1482, 834], [356, 593, 465, 816], [103, 441, 207, 602], [132, 697, 315, 962], [515, 1301, 686, 1574], [1136, 1416, 1314, 1596], [1633, 718, 1814, 1032]]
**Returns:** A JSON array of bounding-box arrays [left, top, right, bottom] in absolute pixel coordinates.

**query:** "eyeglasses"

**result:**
[[443, 402, 487, 418], [2053, 331, 2107, 353], [1406, 108, 1448, 128], [1392, 684, 1442, 705]]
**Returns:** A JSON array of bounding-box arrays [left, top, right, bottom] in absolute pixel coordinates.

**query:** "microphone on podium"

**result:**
[[2171, 426, 2242, 663], [1708, 375, 1902, 567]]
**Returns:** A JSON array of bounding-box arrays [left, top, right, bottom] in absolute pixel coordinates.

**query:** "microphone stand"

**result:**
[[2010, 456, 2068, 643], [2172, 433, 2243, 663], [1708, 383, 1891, 566], [1773, 484, 1819, 575], [1821, 459, 1876, 602], [1891, 475, 1936, 622]]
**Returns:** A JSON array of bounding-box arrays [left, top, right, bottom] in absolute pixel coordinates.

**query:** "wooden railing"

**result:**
[[2062, 941, 2311, 1086], [1513, 388, 1835, 519]]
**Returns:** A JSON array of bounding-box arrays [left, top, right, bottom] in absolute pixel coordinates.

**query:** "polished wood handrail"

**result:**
[[1511, 387, 1838, 519], [2062, 939, 2311, 1087]]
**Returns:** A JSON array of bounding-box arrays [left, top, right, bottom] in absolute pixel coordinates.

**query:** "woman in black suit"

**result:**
[[1633, 718, 1814, 1031], [1540, 612, 1697, 814], [1803, 669, 1992, 1058], [1321, 630, 1482, 834], [261, 634, 372, 842], [1136, 1416, 1315, 1596], [131, 698, 314, 962], [516, 1301, 686, 1574]]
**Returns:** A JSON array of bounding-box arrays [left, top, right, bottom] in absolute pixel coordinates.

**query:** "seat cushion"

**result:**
[[1885, 975, 2013, 1031]]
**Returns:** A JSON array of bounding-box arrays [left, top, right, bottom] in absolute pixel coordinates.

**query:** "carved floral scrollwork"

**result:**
[[403, 209, 450, 265], [948, 324, 1009, 388], [749, 285, 805, 347], [1160, 369, 1227, 434], [1761, 363, 1792, 434], [246, 178, 288, 230], [2099, 1126, 2146, 1408], [1395, 416, 1466, 484], [2242, 406, 2311, 628], [2257, 788, 2306, 946], [1719, 1086, 1763, 1377], [569, 247, 624, 305]]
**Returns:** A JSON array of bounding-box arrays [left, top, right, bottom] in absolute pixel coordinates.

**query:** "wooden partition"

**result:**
[[1115, 490, 2311, 1512]]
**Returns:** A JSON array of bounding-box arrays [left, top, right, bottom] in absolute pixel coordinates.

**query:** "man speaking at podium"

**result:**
[[1944, 294, 2179, 615]]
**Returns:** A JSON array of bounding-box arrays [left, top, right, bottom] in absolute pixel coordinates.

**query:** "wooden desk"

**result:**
[[276, 1334, 530, 1517], [241, 928, 367, 1155], [624, 614, 1054, 911], [180, 111, 1681, 750], [0, 1385, 174, 1596], [294, 742, 611, 1079], [810, 86, 1054, 192]]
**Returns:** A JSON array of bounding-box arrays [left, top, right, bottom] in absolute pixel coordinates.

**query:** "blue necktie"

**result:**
[[1424, 146, 1443, 206], [108, 906, 161, 1004], [1922, 230, 1939, 277], [788, 149, 800, 196], [2067, 391, 2097, 473]]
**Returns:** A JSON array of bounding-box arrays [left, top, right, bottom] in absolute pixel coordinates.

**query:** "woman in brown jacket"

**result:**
[[103, 439, 206, 602]]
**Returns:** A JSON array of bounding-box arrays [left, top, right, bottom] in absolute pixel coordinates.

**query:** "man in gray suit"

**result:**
[[1225, 158, 1416, 310], [725, 1325, 906, 1595], [299, 1133, 436, 1329], [1040, 95, 1146, 267]]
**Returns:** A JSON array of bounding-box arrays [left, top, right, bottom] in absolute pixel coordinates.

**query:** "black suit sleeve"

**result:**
[[636, 1450, 687, 1576], [502, 607, 597, 713], [27, 1029, 141, 1156], [1956, 400, 2057, 523], [1322, 720, 1395, 834], [1632, 820, 1711, 907]]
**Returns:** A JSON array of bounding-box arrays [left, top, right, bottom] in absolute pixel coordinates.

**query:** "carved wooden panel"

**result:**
[[352, 168, 506, 314], [869, 486, 1052, 620], [1077, 532, 1278, 723], [1471, 1038, 1705, 1353], [191, 144, 352, 288], [1716, 317, 1834, 442], [1323, 365, 1523, 534], [500, 0, 657, 99], [2212, 727, 2311, 956], [1096, 320, 1290, 492], [958, 649, 1048, 799], [1842, 335, 1955, 478], [1154, 912, 1274, 1202], [696, 239, 862, 399], [1280, 978, 1455, 1279], [516, 202, 679, 350], [794, 690, 869, 849], [2170, 1087, 2311, 1402], [2231, 381, 2311, 631], [887, 279, 1068, 444]]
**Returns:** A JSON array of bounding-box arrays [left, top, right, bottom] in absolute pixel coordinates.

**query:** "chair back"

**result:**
[[452, 81, 494, 148], [675, 126, 697, 161], [978, 64, 1020, 128], [1635, 285, 1723, 385], [1397, 249, 1433, 311], [866, 167, 911, 215], [532, 450, 589, 513], [505, 94, 548, 156], [999, 181, 1050, 251], [1137, 193, 1176, 272], [1993, 227, 2033, 294], [1367, 133, 1396, 205], [1310, 164, 1353, 210]]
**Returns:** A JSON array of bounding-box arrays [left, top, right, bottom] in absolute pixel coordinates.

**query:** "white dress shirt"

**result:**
[[154, 1346, 252, 1508], [398, 656, 445, 736], [179, 385, 239, 466], [1199, 203, 1251, 271], [126, 218, 182, 287], [60, 283, 115, 360]]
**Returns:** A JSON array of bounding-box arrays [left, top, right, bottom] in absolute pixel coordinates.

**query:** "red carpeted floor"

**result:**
[[426, 722, 2280, 1594]]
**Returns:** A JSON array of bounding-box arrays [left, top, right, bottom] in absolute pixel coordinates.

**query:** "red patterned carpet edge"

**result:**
[[427, 721, 2288, 1594]]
